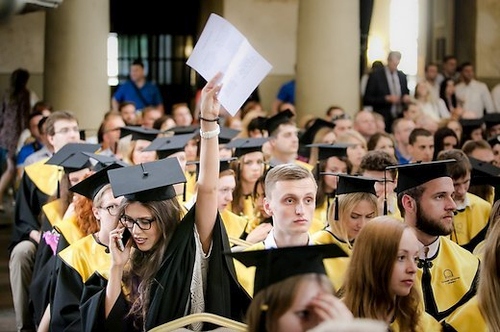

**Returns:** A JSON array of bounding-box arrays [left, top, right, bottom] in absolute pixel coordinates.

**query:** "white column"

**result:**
[[296, 0, 360, 119], [44, 0, 110, 135]]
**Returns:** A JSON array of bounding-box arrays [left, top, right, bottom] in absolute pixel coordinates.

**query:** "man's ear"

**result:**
[[401, 194, 416, 214], [263, 197, 273, 216]]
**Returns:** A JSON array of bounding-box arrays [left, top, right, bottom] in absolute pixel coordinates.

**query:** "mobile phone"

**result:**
[[117, 228, 132, 251]]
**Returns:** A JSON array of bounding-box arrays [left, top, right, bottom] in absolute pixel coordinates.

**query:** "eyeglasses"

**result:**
[[100, 204, 120, 216], [119, 215, 156, 230], [54, 126, 80, 135]]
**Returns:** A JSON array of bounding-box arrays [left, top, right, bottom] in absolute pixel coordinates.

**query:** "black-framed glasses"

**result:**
[[100, 204, 120, 216], [119, 215, 156, 230]]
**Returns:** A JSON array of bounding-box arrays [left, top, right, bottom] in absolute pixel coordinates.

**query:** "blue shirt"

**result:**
[[276, 79, 295, 105], [113, 80, 163, 111], [17, 141, 43, 166]]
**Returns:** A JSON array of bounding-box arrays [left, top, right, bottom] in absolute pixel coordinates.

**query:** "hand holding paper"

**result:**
[[186, 13, 273, 116]]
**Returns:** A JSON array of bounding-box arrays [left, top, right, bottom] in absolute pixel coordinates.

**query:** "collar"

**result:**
[[263, 228, 313, 249], [417, 237, 440, 260]]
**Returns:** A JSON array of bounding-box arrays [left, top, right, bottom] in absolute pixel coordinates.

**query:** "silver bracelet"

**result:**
[[199, 124, 220, 139]]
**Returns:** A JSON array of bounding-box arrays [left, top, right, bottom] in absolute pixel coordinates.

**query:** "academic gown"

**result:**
[[9, 158, 60, 253], [415, 237, 480, 322], [51, 234, 111, 332], [29, 199, 63, 326], [441, 296, 486, 332], [450, 193, 490, 253], [311, 229, 352, 292], [221, 209, 248, 241], [80, 204, 251, 332]]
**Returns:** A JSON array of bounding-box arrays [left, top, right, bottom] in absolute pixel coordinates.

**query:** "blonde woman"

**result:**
[[336, 130, 367, 175]]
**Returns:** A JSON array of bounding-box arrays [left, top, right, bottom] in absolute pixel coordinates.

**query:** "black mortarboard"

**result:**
[[488, 136, 500, 148], [299, 118, 335, 146], [227, 244, 347, 295], [45, 143, 101, 173], [307, 143, 350, 162], [108, 158, 186, 202], [69, 162, 125, 200], [335, 174, 377, 196], [389, 159, 456, 193], [468, 157, 500, 186], [319, 173, 378, 220], [119, 126, 159, 141], [188, 157, 237, 180], [483, 113, 500, 129], [224, 137, 268, 158], [264, 109, 295, 136], [460, 118, 484, 134], [80, 152, 128, 172], [143, 133, 195, 159], [219, 127, 241, 144], [165, 125, 199, 135]]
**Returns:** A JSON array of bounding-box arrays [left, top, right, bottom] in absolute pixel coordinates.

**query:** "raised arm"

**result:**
[[196, 72, 222, 253]]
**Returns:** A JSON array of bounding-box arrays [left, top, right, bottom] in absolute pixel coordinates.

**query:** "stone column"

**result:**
[[44, 0, 110, 136], [295, 0, 360, 121]]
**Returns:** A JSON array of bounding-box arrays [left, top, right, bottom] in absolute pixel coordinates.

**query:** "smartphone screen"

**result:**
[[117, 228, 132, 251]]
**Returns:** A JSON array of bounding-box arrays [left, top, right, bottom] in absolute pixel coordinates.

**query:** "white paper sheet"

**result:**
[[186, 13, 273, 116]]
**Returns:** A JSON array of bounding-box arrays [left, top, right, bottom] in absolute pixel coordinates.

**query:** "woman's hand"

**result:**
[[309, 293, 353, 323], [200, 72, 223, 120], [108, 226, 132, 268]]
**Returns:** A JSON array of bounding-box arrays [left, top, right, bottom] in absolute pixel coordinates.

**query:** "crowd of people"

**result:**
[[1, 51, 500, 332]]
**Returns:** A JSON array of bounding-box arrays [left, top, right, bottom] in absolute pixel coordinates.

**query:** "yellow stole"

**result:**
[[415, 237, 479, 321], [24, 158, 62, 196]]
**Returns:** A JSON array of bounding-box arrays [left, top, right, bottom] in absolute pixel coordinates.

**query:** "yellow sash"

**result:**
[[311, 230, 352, 291], [450, 193, 490, 249], [58, 234, 111, 283], [54, 209, 85, 246], [415, 237, 479, 320], [24, 158, 62, 196], [443, 296, 486, 332], [221, 209, 248, 240], [42, 199, 63, 227]]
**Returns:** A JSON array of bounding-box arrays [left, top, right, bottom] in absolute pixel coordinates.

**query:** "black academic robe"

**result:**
[[51, 234, 110, 332], [9, 159, 58, 252], [80, 204, 251, 332], [29, 202, 61, 326]]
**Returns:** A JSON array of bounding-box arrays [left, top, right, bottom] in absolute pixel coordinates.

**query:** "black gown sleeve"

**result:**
[[9, 172, 48, 252]]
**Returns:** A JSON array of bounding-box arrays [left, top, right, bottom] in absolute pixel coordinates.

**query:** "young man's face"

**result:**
[[48, 119, 80, 152], [264, 178, 316, 238], [362, 169, 396, 198], [413, 177, 456, 237], [271, 124, 299, 155], [408, 135, 434, 162], [452, 172, 471, 205]]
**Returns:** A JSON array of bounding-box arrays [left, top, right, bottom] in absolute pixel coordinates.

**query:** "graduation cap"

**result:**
[[108, 158, 186, 202], [45, 143, 101, 173], [120, 126, 159, 141], [322, 174, 378, 220], [224, 137, 268, 158], [299, 118, 335, 146], [483, 113, 500, 130], [264, 109, 295, 136], [80, 152, 128, 172], [219, 126, 241, 144], [488, 136, 500, 148], [388, 159, 456, 194], [468, 157, 500, 186], [143, 133, 195, 159], [460, 118, 484, 141], [227, 244, 348, 295], [307, 143, 350, 179], [164, 125, 199, 136], [69, 162, 125, 200], [187, 157, 238, 180]]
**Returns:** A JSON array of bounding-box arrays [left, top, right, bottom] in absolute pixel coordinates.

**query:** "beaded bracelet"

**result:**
[[199, 113, 220, 123], [199, 124, 220, 139]]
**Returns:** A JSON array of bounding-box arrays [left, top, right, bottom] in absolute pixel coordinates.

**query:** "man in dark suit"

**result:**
[[363, 51, 411, 132]]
